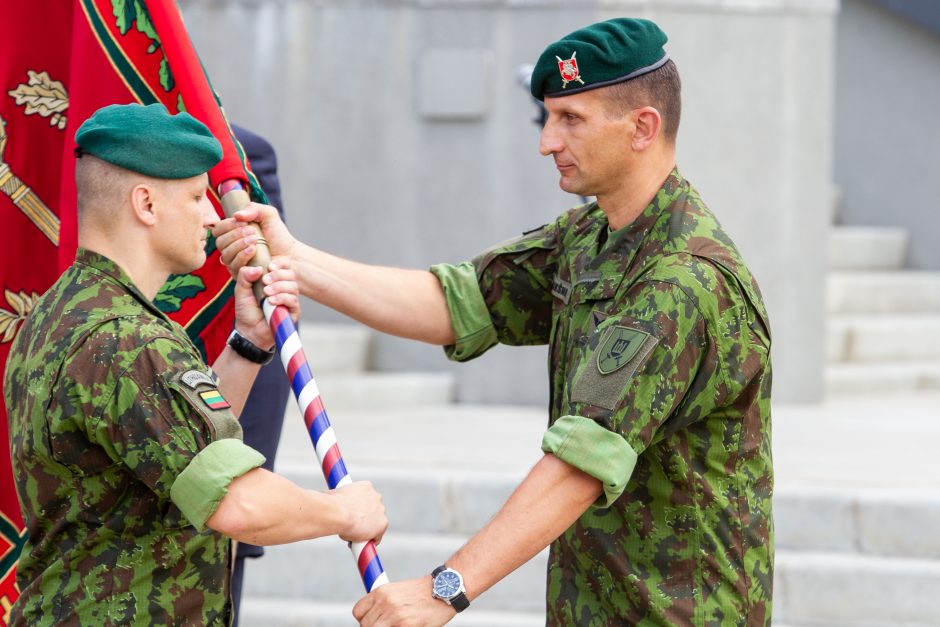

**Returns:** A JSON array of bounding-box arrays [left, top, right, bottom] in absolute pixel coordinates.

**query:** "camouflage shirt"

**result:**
[[4, 249, 264, 626], [432, 169, 773, 625]]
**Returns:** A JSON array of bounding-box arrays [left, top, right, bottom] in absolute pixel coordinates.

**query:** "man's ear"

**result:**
[[631, 106, 662, 151], [129, 183, 158, 226]]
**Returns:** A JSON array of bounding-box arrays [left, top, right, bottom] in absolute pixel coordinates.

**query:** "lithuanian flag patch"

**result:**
[[199, 389, 231, 410]]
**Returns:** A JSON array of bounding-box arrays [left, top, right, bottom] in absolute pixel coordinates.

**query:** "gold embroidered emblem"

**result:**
[[0, 289, 40, 344], [0, 114, 60, 244], [7, 70, 68, 130]]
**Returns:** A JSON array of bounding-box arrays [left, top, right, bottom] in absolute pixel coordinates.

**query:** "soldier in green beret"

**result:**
[[4, 103, 388, 625], [217, 16, 773, 626]]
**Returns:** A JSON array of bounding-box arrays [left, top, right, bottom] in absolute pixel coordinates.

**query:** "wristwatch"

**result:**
[[430, 565, 469, 613], [227, 329, 276, 365]]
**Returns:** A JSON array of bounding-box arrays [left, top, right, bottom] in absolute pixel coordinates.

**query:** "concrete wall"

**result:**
[[181, 0, 837, 404], [834, 0, 940, 270]]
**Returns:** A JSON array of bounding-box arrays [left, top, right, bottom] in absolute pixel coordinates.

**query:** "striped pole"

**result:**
[[219, 180, 388, 593]]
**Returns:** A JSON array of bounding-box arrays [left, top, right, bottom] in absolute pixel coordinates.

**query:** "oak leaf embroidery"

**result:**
[[112, 0, 175, 92], [0, 289, 40, 343], [7, 71, 68, 130], [155, 274, 206, 313]]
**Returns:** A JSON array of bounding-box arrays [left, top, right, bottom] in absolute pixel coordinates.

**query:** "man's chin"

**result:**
[[174, 255, 205, 274], [559, 178, 585, 196]]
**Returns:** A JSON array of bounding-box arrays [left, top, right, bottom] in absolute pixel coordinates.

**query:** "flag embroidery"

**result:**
[[199, 390, 231, 410]]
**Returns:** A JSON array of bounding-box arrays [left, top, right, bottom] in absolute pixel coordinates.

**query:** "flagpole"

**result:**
[[144, 0, 389, 593], [218, 180, 389, 593]]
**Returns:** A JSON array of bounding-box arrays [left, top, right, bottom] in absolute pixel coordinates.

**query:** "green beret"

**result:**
[[530, 18, 669, 101], [74, 103, 222, 179]]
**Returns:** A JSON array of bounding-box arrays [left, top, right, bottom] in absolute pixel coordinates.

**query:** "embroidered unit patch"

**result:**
[[199, 390, 231, 410], [597, 326, 651, 375]]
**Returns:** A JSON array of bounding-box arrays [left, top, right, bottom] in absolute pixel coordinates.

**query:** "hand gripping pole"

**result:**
[[218, 180, 389, 592]]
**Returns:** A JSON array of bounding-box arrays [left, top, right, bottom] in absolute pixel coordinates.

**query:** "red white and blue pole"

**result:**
[[218, 179, 389, 593]]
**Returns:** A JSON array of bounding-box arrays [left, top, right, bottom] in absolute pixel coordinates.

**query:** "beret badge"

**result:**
[[555, 52, 585, 89]]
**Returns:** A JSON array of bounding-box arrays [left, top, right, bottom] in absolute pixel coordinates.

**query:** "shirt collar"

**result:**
[[73, 248, 171, 321], [578, 167, 685, 300], [603, 167, 684, 253]]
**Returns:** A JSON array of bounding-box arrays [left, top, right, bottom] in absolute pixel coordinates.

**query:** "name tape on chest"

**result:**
[[551, 278, 572, 304]]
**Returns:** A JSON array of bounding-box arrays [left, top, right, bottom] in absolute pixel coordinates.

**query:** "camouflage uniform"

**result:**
[[4, 249, 265, 626], [432, 169, 773, 624]]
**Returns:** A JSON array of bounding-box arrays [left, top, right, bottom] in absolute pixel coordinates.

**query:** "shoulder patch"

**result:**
[[166, 370, 242, 441], [597, 326, 652, 375], [180, 369, 215, 389], [571, 324, 659, 410], [199, 389, 231, 410]]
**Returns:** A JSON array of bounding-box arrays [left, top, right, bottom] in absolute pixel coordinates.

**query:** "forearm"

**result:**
[[210, 346, 262, 417], [448, 453, 603, 601], [293, 241, 456, 345], [206, 467, 349, 545]]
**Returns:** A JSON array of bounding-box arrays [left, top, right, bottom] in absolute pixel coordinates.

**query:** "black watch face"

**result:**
[[433, 570, 462, 598]]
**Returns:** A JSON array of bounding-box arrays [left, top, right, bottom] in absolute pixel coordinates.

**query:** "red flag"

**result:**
[[0, 2, 264, 620]]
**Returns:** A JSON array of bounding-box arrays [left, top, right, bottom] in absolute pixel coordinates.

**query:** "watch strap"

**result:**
[[227, 329, 276, 365], [450, 591, 470, 612]]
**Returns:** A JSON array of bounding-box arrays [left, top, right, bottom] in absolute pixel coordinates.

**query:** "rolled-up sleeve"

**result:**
[[431, 261, 498, 362], [542, 415, 638, 507], [171, 439, 266, 531]]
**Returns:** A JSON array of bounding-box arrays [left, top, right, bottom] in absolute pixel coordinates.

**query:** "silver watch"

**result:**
[[430, 565, 469, 612]]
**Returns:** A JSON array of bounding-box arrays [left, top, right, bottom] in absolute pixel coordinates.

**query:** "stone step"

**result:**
[[274, 462, 940, 560], [241, 532, 547, 614], [825, 360, 940, 394], [774, 551, 940, 625], [239, 395, 940, 623], [272, 402, 547, 477], [276, 464, 523, 537], [827, 315, 940, 362], [827, 271, 940, 315], [239, 598, 544, 627], [240, 536, 940, 624], [774, 487, 940, 560], [828, 226, 908, 271], [296, 324, 372, 373]]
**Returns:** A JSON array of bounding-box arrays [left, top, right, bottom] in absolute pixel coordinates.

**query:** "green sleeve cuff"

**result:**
[[541, 415, 638, 508], [430, 261, 498, 362], [170, 439, 266, 531]]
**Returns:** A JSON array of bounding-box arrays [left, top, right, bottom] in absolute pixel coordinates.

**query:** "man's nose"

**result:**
[[539, 122, 562, 156], [203, 198, 219, 227]]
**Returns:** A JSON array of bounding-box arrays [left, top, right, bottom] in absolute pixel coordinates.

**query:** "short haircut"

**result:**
[[603, 59, 681, 143], [75, 155, 152, 230]]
